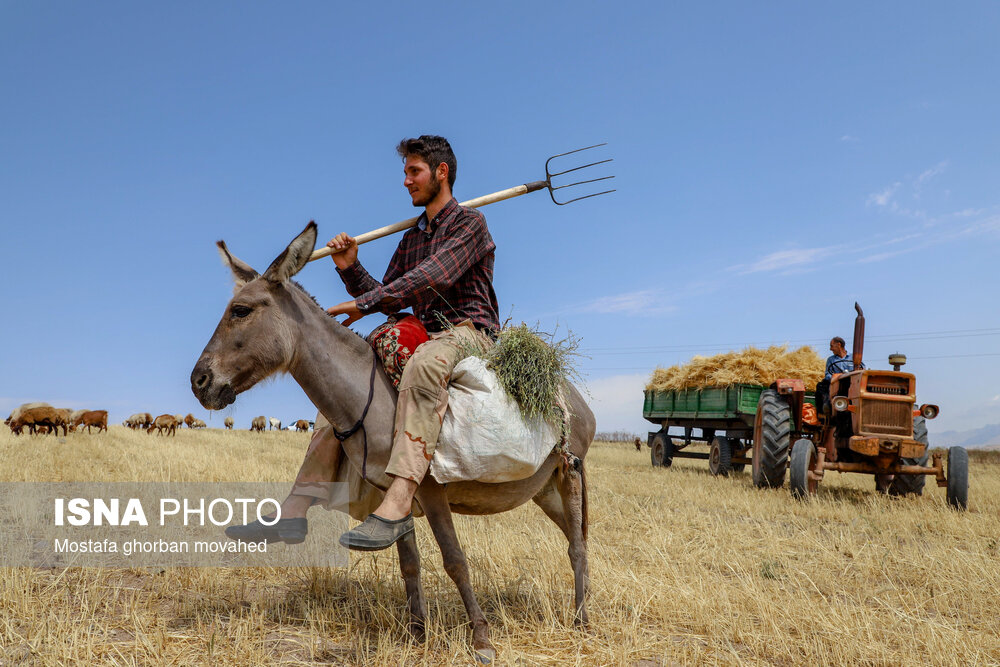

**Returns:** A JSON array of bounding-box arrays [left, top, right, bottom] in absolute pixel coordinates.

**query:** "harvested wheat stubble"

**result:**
[[647, 344, 825, 391]]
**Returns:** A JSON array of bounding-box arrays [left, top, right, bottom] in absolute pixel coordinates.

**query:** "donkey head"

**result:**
[[191, 222, 317, 410]]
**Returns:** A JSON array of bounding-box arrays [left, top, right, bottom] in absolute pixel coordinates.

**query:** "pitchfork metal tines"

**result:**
[[540, 142, 616, 205], [308, 142, 617, 263]]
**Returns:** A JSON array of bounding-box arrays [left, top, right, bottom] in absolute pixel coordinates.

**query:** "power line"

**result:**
[[578, 352, 1000, 371], [579, 328, 1000, 354]]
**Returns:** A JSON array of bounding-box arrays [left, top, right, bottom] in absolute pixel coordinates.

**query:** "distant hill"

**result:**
[[932, 423, 1000, 449]]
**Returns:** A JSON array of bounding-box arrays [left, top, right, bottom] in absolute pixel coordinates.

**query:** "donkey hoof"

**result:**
[[474, 647, 496, 664], [407, 622, 426, 643]]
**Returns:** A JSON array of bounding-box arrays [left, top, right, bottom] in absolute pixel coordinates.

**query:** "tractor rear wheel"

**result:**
[[650, 431, 674, 468], [709, 436, 733, 476], [946, 447, 969, 510], [789, 438, 818, 499], [752, 389, 791, 488], [889, 417, 930, 497]]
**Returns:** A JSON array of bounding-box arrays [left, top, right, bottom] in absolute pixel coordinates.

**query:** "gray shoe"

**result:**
[[225, 517, 307, 544], [339, 513, 414, 551]]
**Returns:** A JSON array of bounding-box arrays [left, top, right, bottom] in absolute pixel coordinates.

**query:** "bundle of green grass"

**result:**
[[458, 322, 580, 425]]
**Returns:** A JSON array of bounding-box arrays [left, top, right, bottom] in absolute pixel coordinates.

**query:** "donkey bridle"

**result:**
[[330, 352, 378, 480]]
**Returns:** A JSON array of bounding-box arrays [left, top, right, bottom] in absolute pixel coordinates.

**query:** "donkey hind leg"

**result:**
[[416, 480, 495, 665], [395, 530, 427, 642], [530, 462, 589, 628]]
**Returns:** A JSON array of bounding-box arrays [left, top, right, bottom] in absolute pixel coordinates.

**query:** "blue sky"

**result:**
[[2, 3, 998, 440]]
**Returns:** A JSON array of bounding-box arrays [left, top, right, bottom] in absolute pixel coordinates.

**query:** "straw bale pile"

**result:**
[[647, 345, 824, 391]]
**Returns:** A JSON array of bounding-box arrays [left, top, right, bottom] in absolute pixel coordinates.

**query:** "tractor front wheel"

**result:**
[[946, 447, 969, 510], [889, 417, 930, 497], [789, 438, 818, 500]]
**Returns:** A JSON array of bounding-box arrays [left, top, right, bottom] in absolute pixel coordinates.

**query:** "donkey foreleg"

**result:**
[[395, 531, 427, 642], [416, 481, 495, 664]]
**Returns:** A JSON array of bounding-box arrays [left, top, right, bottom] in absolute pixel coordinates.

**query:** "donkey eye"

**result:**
[[231, 305, 252, 319]]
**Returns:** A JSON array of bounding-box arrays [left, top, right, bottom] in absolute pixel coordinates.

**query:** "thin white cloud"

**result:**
[[867, 182, 901, 207], [733, 246, 837, 275], [839, 134, 860, 143], [916, 160, 949, 186], [580, 289, 676, 316]]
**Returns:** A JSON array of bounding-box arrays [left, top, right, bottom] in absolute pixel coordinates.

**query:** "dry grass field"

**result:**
[[1, 426, 999, 665]]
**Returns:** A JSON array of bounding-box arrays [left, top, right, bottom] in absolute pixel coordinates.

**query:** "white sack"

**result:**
[[431, 356, 560, 484]]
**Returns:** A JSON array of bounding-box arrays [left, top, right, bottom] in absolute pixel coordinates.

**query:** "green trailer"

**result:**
[[643, 384, 815, 476]]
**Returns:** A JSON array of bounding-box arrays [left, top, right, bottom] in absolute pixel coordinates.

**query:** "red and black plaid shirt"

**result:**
[[337, 197, 500, 332]]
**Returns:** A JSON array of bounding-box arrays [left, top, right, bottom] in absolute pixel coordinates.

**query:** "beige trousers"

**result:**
[[290, 322, 487, 502]]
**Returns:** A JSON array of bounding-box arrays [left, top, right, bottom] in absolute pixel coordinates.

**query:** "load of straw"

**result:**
[[646, 345, 825, 391]]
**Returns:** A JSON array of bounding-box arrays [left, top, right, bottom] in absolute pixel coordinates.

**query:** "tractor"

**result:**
[[754, 303, 968, 508]]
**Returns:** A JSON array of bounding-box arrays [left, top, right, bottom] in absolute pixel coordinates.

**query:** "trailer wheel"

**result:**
[[946, 447, 969, 510], [709, 436, 732, 476], [650, 431, 674, 468], [752, 389, 791, 488], [729, 438, 747, 472], [888, 417, 929, 497], [789, 438, 818, 499]]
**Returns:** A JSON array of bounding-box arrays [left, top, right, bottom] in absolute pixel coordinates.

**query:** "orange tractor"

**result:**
[[758, 304, 968, 508]]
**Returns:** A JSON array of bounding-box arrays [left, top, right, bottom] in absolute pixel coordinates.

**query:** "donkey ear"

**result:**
[[216, 240, 260, 287], [262, 221, 317, 284]]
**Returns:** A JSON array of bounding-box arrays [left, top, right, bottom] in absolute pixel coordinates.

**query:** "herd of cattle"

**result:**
[[4, 403, 312, 437]]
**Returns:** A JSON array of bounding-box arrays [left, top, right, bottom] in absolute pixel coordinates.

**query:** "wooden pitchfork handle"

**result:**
[[307, 181, 546, 262], [307, 142, 615, 262]]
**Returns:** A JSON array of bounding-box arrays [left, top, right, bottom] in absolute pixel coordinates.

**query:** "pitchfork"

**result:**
[[308, 143, 615, 262]]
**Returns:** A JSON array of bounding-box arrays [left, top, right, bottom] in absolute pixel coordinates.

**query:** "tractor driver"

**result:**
[[817, 336, 862, 414], [825, 336, 854, 379]]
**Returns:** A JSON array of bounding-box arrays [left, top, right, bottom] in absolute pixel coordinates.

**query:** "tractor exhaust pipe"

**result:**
[[853, 302, 865, 370]]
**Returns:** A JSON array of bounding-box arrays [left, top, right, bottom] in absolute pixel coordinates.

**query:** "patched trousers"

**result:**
[[290, 322, 488, 504]]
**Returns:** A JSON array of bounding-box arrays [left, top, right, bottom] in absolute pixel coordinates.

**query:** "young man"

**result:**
[[225, 135, 499, 550]]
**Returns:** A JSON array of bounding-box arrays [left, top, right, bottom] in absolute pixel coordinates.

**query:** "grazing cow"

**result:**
[[295, 419, 309, 432], [174, 414, 185, 425], [184, 413, 195, 428], [74, 410, 108, 434], [250, 416, 266, 432], [147, 414, 178, 436], [224, 416, 234, 429], [269, 417, 281, 431], [190, 418, 207, 428]]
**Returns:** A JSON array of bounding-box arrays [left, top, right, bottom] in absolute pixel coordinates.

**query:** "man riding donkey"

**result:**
[[227, 135, 499, 550]]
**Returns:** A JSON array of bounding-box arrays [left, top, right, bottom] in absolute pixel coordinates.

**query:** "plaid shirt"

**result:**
[[337, 197, 500, 332]]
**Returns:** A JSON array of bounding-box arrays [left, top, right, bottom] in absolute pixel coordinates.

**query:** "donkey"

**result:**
[[190, 222, 594, 663]]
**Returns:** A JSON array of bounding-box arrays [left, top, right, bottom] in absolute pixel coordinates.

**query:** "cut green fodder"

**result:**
[[456, 321, 582, 425]]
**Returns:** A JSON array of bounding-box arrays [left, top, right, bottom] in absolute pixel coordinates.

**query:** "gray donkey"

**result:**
[[190, 221, 594, 663]]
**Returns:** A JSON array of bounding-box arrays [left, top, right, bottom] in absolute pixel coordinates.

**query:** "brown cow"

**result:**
[[224, 416, 234, 429], [294, 419, 309, 432], [184, 413, 195, 428], [74, 410, 108, 434], [147, 414, 178, 436], [250, 415, 266, 432]]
